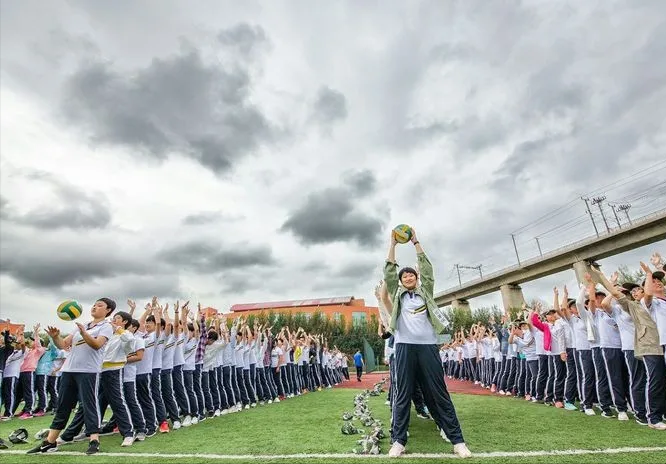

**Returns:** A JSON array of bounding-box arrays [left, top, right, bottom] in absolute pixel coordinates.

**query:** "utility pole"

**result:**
[[581, 197, 599, 237], [592, 196, 610, 233], [607, 203, 622, 229], [455, 264, 483, 286], [511, 234, 521, 266], [535, 237, 543, 257], [618, 204, 632, 225]]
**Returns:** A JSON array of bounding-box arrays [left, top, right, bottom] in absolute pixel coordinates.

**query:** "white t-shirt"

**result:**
[[3, 350, 25, 378], [270, 347, 282, 368], [611, 302, 635, 351], [395, 292, 437, 344], [124, 336, 145, 383], [173, 334, 185, 367], [596, 311, 621, 349], [645, 296, 666, 345], [137, 332, 156, 376], [54, 351, 68, 377], [161, 334, 176, 371], [62, 320, 113, 374], [183, 337, 197, 371], [152, 333, 165, 371]]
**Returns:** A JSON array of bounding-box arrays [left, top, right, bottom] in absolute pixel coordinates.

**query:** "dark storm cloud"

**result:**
[[217, 23, 270, 58], [343, 169, 376, 197], [280, 174, 387, 248], [0, 232, 146, 289], [4, 172, 111, 230], [59, 25, 275, 176], [312, 86, 348, 126], [158, 239, 276, 272]]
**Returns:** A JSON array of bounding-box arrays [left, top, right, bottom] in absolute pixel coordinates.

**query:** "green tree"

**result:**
[[616, 264, 645, 285]]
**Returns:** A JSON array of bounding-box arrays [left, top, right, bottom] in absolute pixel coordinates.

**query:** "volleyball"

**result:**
[[393, 224, 413, 244], [57, 300, 83, 321]]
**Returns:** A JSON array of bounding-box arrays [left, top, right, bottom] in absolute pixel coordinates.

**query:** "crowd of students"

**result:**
[[437, 253, 666, 431], [0, 299, 351, 455]]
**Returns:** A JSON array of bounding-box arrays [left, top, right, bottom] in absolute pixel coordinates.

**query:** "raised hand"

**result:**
[[651, 252, 663, 268], [640, 262, 653, 276], [182, 301, 190, 311], [127, 299, 136, 311], [610, 272, 619, 285], [410, 227, 418, 244], [47, 326, 61, 339]]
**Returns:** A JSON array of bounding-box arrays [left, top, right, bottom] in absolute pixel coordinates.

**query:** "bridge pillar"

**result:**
[[500, 284, 526, 314], [573, 260, 601, 285], [451, 299, 471, 312]]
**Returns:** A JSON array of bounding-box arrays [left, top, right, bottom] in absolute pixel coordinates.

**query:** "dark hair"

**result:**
[[160, 318, 166, 330], [146, 315, 156, 324], [187, 323, 195, 332], [97, 297, 116, 314], [114, 311, 132, 329], [398, 267, 418, 282], [208, 330, 219, 341], [130, 319, 140, 330]]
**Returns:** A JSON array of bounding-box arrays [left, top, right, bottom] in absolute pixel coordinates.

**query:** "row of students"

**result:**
[[11, 298, 350, 455], [440, 253, 666, 431]]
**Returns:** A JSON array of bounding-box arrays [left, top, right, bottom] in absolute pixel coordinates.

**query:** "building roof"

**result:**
[[230, 296, 355, 313]]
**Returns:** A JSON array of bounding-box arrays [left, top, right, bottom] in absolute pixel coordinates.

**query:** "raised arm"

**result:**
[[384, 232, 399, 297]]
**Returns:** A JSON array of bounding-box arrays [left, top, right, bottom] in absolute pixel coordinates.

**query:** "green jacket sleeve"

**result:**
[[384, 260, 399, 300], [417, 252, 434, 298]]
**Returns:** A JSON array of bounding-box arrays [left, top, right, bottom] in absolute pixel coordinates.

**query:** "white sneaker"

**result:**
[[618, 412, 629, 421], [73, 432, 87, 442], [251, 403, 257, 408], [388, 442, 405, 457], [221, 409, 229, 415], [268, 400, 273, 404], [585, 408, 596, 416], [439, 428, 451, 443], [385, 400, 390, 406], [135, 432, 146, 442], [182, 416, 192, 427], [214, 409, 221, 417], [648, 422, 666, 430], [498, 390, 505, 395], [191, 417, 199, 425], [274, 398, 280, 403], [259, 401, 265, 406], [121, 436, 135, 447], [173, 420, 182, 430], [56, 437, 70, 446], [244, 404, 250, 410], [453, 443, 472, 458]]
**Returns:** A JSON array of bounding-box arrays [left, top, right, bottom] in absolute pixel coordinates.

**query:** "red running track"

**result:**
[[337, 371, 492, 396]]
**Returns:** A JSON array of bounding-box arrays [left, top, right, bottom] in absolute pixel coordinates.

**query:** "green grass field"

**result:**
[[0, 388, 664, 463]]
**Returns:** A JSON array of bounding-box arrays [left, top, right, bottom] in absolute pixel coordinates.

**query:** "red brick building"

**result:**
[[205, 296, 378, 328]]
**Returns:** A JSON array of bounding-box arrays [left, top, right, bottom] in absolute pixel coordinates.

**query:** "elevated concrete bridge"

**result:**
[[435, 209, 666, 311]]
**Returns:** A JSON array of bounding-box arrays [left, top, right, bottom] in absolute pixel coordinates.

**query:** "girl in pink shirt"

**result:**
[[17, 325, 46, 419]]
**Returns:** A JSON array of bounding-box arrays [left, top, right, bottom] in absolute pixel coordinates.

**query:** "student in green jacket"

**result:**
[[383, 228, 471, 458]]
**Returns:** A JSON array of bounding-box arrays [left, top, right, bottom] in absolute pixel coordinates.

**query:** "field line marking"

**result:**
[[2, 446, 666, 459]]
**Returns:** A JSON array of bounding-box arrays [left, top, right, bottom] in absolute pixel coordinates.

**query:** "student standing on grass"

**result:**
[[592, 265, 666, 430], [353, 349, 364, 382], [27, 298, 115, 455], [384, 228, 471, 458]]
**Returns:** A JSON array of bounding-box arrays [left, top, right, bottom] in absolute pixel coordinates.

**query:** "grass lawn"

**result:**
[[0, 388, 664, 463]]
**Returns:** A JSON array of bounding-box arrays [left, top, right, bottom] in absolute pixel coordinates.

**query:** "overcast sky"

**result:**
[[1, 0, 665, 328]]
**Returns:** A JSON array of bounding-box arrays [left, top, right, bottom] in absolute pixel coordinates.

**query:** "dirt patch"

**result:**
[[336, 371, 492, 396]]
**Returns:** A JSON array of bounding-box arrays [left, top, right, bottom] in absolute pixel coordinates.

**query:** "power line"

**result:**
[[510, 160, 666, 235]]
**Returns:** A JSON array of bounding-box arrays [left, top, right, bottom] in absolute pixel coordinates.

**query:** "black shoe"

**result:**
[[636, 418, 648, 426], [416, 411, 431, 420], [145, 430, 157, 438], [99, 428, 115, 436], [86, 440, 100, 455], [27, 441, 57, 454]]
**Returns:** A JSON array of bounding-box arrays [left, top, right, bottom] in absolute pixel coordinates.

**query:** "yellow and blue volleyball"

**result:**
[[57, 300, 83, 321], [393, 224, 413, 244]]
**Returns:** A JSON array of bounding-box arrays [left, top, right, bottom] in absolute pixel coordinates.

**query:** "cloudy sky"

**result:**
[[1, 0, 665, 328]]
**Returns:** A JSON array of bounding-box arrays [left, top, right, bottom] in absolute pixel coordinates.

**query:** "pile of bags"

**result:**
[[340, 379, 388, 455]]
